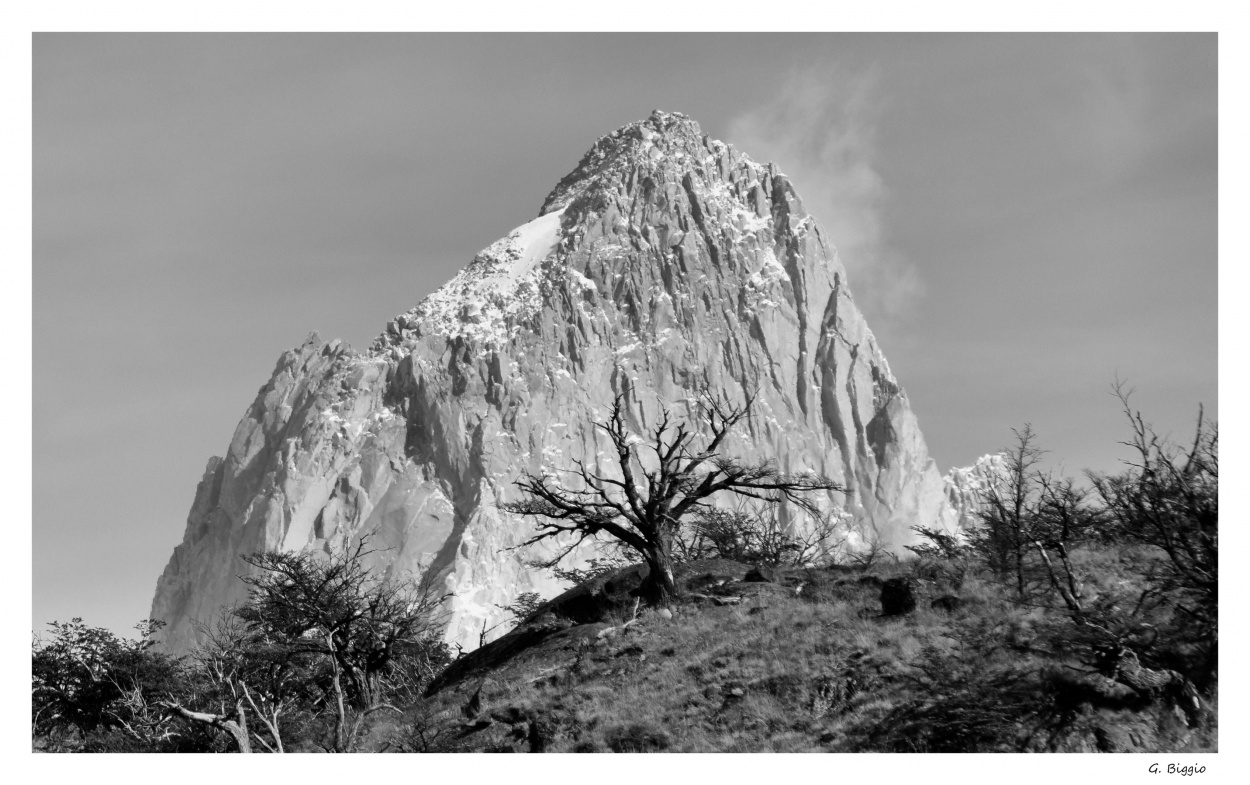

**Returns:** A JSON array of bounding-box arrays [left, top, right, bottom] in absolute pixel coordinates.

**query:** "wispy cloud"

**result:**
[[726, 66, 922, 325]]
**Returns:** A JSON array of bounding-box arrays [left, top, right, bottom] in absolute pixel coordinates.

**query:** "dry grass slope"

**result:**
[[368, 547, 1216, 753]]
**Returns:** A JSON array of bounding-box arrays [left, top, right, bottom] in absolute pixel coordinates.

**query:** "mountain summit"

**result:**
[[152, 111, 958, 652]]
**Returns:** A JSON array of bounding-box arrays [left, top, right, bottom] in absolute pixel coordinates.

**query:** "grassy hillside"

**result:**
[[371, 546, 1216, 753]]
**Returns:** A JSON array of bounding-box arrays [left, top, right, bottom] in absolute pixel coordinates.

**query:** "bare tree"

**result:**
[[1026, 473, 1106, 616], [500, 392, 840, 605], [155, 614, 315, 753], [966, 424, 1046, 598], [160, 698, 254, 753], [1091, 383, 1217, 687]]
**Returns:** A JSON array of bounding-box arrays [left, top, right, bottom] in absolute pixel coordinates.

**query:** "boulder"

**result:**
[[743, 565, 777, 583], [880, 578, 917, 616]]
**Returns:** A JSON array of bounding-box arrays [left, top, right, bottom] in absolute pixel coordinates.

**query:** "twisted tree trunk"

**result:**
[[1099, 646, 1203, 727], [163, 701, 252, 753], [640, 537, 678, 606]]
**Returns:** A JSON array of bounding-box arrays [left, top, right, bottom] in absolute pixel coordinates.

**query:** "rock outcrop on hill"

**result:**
[[152, 111, 958, 652]]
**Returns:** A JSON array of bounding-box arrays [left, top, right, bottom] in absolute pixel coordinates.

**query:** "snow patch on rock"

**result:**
[[396, 208, 568, 348]]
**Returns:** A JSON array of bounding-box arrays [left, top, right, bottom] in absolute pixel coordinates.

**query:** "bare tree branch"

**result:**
[[501, 390, 842, 605]]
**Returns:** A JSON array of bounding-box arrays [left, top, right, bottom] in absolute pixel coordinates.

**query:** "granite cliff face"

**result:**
[[152, 111, 959, 652]]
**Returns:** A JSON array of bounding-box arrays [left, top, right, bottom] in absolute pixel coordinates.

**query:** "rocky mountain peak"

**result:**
[[370, 110, 826, 381], [540, 109, 768, 216], [152, 112, 957, 654]]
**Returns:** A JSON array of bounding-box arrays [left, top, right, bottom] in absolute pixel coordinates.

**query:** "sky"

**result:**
[[32, 33, 1217, 635]]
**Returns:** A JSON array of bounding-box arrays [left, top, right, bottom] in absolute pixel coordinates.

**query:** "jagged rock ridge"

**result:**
[[152, 111, 960, 652], [942, 453, 1010, 533]]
